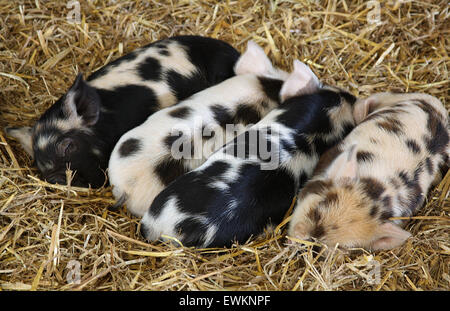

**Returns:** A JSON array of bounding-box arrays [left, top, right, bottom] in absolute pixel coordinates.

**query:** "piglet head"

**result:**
[[288, 145, 411, 251], [5, 74, 106, 188]]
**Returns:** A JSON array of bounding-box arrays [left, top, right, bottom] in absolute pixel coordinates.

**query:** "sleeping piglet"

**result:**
[[288, 92, 449, 251], [108, 41, 289, 217], [139, 60, 358, 247], [4, 36, 240, 188]]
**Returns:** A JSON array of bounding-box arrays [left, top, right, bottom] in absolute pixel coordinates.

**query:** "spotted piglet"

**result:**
[[108, 41, 289, 217], [139, 60, 358, 247], [5, 36, 239, 188], [288, 92, 449, 251]]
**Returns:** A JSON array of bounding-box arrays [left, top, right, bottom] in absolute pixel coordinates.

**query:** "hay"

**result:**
[[0, 0, 448, 291]]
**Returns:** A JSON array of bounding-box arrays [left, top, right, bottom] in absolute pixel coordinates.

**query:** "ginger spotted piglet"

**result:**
[[288, 92, 449, 251]]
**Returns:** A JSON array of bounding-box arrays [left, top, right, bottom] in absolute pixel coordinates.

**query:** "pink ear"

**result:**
[[234, 40, 274, 76], [325, 144, 358, 182], [280, 60, 320, 101], [353, 98, 375, 124], [370, 222, 411, 251]]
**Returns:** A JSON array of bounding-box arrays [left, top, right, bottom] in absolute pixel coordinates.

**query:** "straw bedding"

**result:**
[[0, 0, 448, 291]]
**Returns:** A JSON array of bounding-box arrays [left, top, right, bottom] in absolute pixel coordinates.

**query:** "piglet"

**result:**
[[288, 92, 449, 251], [108, 41, 289, 217], [139, 60, 358, 247], [5, 36, 240, 188]]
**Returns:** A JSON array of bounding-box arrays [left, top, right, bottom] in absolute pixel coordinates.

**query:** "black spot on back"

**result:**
[[169, 106, 191, 119], [154, 156, 189, 186], [356, 150, 375, 163], [119, 138, 142, 157], [210, 104, 233, 128], [257, 77, 283, 102], [405, 139, 421, 154], [166, 69, 207, 101], [163, 131, 184, 151], [234, 104, 261, 125], [137, 56, 162, 81], [376, 117, 403, 135], [360, 177, 385, 200]]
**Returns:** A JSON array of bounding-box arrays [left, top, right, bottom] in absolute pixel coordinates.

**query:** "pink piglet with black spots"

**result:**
[[288, 92, 449, 251]]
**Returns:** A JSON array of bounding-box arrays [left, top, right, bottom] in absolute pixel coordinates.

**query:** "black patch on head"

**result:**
[[311, 224, 325, 239], [405, 139, 421, 154], [360, 177, 385, 200], [234, 104, 261, 125], [276, 90, 340, 134], [300, 180, 332, 199], [381, 195, 392, 211], [380, 210, 393, 221], [169, 106, 191, 119], [153, 156, 189, 186], [175, 217, 209, 246], [307, 208, 321, 223], [95, 85, 160, 136], [369, 205, 379, 217], [322, 191, 339, 206], [339, 90, 357, 106], [257, 77, 283, 102], [119, 138, 142, 157], [137, 56, 162, 81], [356, 150, 375, 163], [210, 104, 233, 128]]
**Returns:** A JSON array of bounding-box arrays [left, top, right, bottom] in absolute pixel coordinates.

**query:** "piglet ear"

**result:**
[[234, 41, 274, 76], [280, 60, 320, 102], [325, 144, 358, 182], [63, 74, 101, 126], [370, 222, 411, 251], [353, 97, 376, 124], [4, 126, 34, 158]]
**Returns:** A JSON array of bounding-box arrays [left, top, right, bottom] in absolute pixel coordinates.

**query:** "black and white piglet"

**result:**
[[288, 92, 449, 251], [5, 36, 239, 187], [140, 60, 357, 247], [108, 41, 289, 217]]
